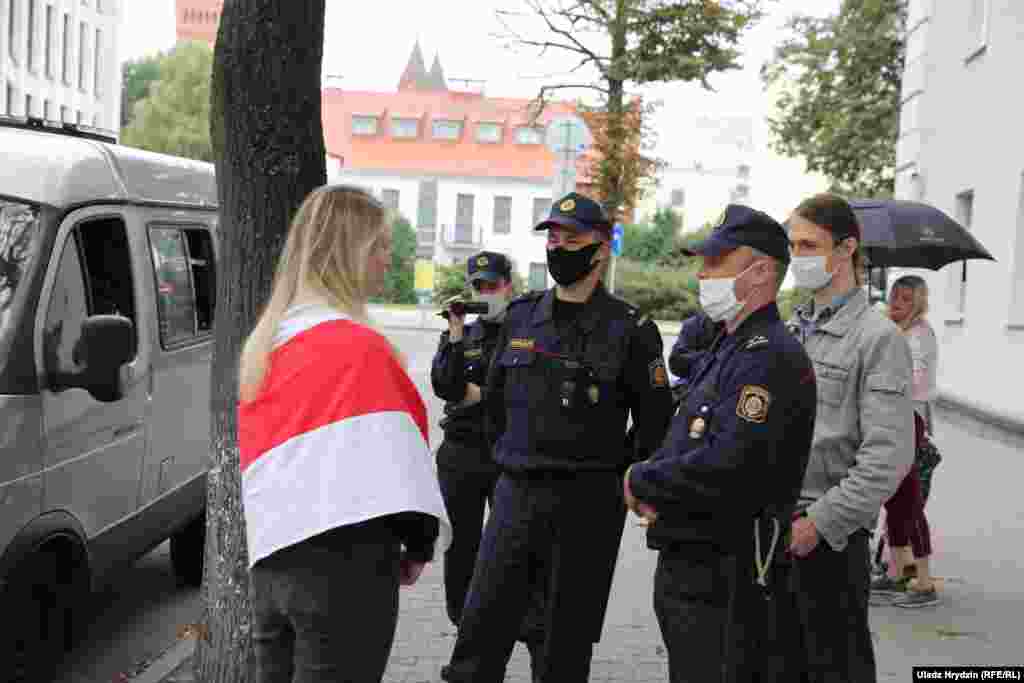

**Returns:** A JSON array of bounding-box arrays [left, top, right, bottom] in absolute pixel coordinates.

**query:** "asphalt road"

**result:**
[[52, 323, 1024, 682]]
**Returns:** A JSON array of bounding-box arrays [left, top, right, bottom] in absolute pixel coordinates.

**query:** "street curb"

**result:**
[[129, 638, 194, 683]]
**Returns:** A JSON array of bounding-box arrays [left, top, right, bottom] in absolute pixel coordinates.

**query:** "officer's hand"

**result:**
[[462, 382, 482, 406], [444, 296, 467, 342], [789, 516, 820, 557], [399, 556, 427, 586], [624, 467, 658, 525]]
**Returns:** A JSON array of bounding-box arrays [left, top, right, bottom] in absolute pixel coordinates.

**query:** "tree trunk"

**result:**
[[603, 0, 628, 221], [196, 2, 326, 681]]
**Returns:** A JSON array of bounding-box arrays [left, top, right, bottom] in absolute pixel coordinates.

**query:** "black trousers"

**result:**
[[442, 470, 627, 683], [783, 530, 876, 683], [250, 522, 402, 683], [436, 453, 500, 627]]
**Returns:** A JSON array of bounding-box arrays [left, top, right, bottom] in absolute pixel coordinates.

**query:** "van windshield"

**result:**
[[0, 199, 41, 342]]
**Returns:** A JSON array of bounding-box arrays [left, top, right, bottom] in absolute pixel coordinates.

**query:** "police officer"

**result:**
[[623, 205, 818, 683], [440, 193, 675, 683], [668, 310, 722, 382], [430, 251, 513, 629]]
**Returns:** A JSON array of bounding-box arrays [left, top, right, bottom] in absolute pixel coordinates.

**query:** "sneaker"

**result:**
[[870, 574, 910, 595], [894, 588, 939, 608]]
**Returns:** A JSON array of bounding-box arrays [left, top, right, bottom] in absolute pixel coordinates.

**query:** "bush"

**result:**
[[431, 261, 526, 305], [376, 213, 418, 305], [614, 258, 700, 321]]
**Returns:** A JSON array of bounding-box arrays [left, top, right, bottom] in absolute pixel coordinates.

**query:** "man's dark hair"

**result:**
[[793, 193, 865, 285]]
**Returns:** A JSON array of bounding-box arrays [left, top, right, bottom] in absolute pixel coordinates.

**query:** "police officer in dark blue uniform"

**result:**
[[624, 205, 818, 683], [430, 251, 513, 629], [440, 193, 675, 683], [668, 311, 722, 382]]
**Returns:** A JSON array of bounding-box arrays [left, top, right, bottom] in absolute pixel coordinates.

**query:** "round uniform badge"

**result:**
[[560, 198, 576, 213]]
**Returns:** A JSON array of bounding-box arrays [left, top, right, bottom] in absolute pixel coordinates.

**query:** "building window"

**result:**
[[27, 0, 36, 71], [737, 163, 751, 180], [91, 112, 98, 127], [351, 115, 378, 136], [43, 98, 50, 119], [6, 83, 15, 115], [76, 110, 82, 124], [532, 197, 551, 226], [93, 27, 101, 96], [1011, 174, 1024, 326], [391, 117, 418, 139], [454, 193, 475, 244], [432, 119, 462, 141], [529, 262, 548, 291], [731, 183, 750, 202], [25, 93, 32, 116], [493, 196, 512, 234], [381, 188, 400, 211], [417, 179, 438, 229], [948, 190, 974, 318], [515, 126, 543, 145], [149, 226, 217, 347], [966, 0, 990, 60], [61, 12, 70, 85], [60, 104, 68, 122], [45, 4, 54, 78], [670, 188, 685, 208], [78, 20, 87, 90], [476, 122, 502, 144], [8, 0, 18, 63]]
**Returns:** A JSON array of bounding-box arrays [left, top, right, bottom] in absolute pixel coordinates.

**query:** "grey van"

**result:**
[[0, 118, 216, 682]]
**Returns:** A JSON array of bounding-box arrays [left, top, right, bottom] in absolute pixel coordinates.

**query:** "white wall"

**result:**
[[1, 0, 122, 131], [331, 167, 554, 288], [895, 0, 1024, 422]]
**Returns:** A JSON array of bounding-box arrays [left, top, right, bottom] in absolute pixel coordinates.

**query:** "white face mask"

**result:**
[[698, 263, 755, 323], [475, 290, 510, 321], [790, 255, 834, 291]]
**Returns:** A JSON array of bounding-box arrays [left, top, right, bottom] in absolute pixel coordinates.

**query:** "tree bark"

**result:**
[[197, 2, 326, 681], [603, 0, 628, 221]]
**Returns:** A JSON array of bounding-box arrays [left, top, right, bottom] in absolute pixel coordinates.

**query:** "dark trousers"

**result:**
[[785, 530, 876, 683], [436, 458, 500, 626], [884, 465, 932, 559], [250, 522, 402, 683], [442, 471, 627, 683]]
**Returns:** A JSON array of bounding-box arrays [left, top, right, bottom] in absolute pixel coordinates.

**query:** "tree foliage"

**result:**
[[122, 42, 214, 162], [380, 213, 418, 305], [761, 0, 906, 197], [622, 207, 681, 262], [498, 0, 763, 219], [432, 262, 527, 304], [121, 53, 163, 127]]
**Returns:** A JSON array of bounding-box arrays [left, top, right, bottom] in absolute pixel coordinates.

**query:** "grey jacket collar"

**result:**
[[793, 287, 870, 337]]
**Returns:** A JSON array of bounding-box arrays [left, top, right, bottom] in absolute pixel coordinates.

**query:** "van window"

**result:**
[[43, 217, 138, 385], [0, 200, 41, 339], [149, 226, 215, 347]]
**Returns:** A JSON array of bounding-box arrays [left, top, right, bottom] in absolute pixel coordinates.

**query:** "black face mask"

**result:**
[[547, 243, 603, 286]]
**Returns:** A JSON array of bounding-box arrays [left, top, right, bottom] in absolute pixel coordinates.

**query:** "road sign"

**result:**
[[612, 223, 624, 257], [545, 115, 593, 200]]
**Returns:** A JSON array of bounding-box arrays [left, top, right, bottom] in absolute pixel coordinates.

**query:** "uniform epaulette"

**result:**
[[508, 291, 544, 309], [743, 335, 770, 351]]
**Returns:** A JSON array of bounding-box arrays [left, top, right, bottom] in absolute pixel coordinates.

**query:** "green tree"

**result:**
[[121, 53, 163, 127], [122, 42, 214, 162], [761, 0, 906, 197], [622, 207, 682, 263], [198, 1, 327, 681], [498, 0, 764, 219], [381, 213, 418, 305]]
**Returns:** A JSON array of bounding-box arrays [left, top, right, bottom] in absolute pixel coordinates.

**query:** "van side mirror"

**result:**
[[75, 315, 135, 402]]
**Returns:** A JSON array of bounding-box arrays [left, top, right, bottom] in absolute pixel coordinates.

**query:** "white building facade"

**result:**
[[894, 0, 1024, 425], [1, 0, 122, 131], [640, 162, 752, 232], [329, 161, 556, 292]]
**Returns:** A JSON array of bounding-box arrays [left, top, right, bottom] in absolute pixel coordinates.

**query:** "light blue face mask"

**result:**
[[698, 262, 757, 323], [790, 255, 833, 291]]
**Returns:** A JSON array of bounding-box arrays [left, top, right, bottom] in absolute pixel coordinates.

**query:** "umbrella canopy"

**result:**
[[850, 199, 996, 270]]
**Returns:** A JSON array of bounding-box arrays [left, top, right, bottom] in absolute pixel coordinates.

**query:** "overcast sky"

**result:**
[[119, 0, 841, 217]]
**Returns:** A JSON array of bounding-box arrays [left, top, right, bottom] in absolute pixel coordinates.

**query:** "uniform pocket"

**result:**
[[814, 361, 849, 408]]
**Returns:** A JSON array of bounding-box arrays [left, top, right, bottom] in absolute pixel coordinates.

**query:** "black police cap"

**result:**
[[467, 251, 512, 282], [533, 192, 612, 237], [683, 204, 791, 263]]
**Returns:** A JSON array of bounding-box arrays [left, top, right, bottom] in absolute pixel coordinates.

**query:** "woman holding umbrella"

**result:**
[[870, 275, 940, 608]]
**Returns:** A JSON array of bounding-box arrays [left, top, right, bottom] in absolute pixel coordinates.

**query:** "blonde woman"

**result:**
[[238, 185, 452, 682], [870, 275, 939, 608]]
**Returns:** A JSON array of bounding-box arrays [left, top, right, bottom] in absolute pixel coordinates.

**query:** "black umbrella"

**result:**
[[849, 199, 996, 270]]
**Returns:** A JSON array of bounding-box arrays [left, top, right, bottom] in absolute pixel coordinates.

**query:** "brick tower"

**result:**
[[175, 0, 223, 47]]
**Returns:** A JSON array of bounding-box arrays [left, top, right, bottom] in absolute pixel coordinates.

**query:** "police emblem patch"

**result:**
[[588, 384, 601, 405], [737, 385, 771, 423], [509, 338, 535, 350], [465, 348, 483, 359], [560, 198, 576, 213], [477, 255, 488, 267], [649, 359, 669, 388]]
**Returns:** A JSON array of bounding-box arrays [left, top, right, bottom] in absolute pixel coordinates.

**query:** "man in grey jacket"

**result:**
[[783, 193, 914, 683]]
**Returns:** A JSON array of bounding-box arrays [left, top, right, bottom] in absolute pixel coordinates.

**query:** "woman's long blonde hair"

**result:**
[[239, 184, 387, 402], [891, 274, 930, 331]]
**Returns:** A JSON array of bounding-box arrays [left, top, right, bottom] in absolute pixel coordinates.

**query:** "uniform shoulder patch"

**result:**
[[737, 385, 772, 423], [648, 358, 669, 388], [744, 335, 769, 350]]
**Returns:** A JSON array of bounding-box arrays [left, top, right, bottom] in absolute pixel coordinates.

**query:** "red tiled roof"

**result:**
[[321, 88, 593, 182]]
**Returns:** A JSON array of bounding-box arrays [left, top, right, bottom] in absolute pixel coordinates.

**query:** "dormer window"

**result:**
[[476, 122, 502, 143], [514, 126, 543, 145], [432, 119, 462, 141], [352, 115, 379, 136], [392, 117, 419, 139]]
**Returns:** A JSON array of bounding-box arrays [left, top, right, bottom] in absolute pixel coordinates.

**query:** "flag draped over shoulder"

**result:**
[[239, 304, 452, 569]]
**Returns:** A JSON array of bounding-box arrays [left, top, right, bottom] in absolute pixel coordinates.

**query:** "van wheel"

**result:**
[[171, 514, 206, 587], [1, 549, 85, 683]]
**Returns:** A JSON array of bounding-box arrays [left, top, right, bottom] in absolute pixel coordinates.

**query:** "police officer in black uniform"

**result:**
[[624, 205, 818, 683], [440, 192, 675, 683], [430, 251, 513, 629]]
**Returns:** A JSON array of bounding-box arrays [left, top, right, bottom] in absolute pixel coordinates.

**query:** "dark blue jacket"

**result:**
[[668, 312, 723, 381], [629, 303, 817, 552], [485, 285, 675, 473]]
